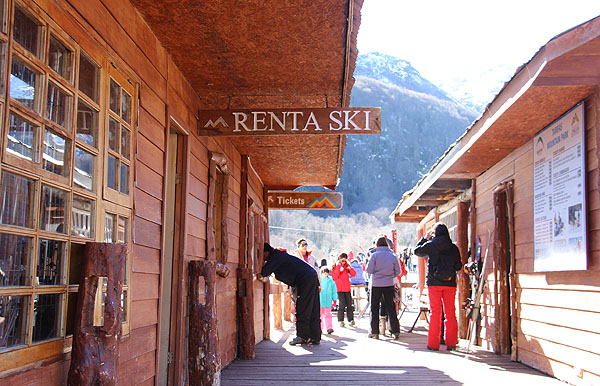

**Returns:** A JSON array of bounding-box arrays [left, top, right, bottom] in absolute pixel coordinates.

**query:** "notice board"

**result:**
[[533, 102, 587, 272]]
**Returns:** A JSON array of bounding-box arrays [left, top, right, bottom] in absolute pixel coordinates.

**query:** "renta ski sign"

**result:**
[[198, 108, 381, 136], [267, 191, 343, 210]]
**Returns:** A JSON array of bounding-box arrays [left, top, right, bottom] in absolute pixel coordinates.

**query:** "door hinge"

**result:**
[[167, 352, 175, 364], [175, 173, 182, 185]]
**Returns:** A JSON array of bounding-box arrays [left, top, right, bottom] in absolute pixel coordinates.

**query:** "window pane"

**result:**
[[74, 147, 94, 191], [13, 7, 41, 58], [121, 126, 130, 159], [121, 91, 131, 124], [32, 293, 61, 342], [72, 195, 94, 238], [109, 79, 119, 114], [0, 171, 35, 228], [120, 163, 129, 194], [121, 290, 128, 322], [6, 113, 39, 162], [47, 82, 72, 130], [107, 155, 117, 190], [108, 117, 118, 152], [0, 233, 33, 286], [76, 100, 98, 147], [40, 185, 67, 233], [48, 35, 73, 82], [0, 43, 6, 95], [10, 57, 42, 113], [0, 295, 29, 349], [104, 213, 115, 242], [37, 240, 65, 285], [43, 129, 70, 177], [78, 53, 99, 102], [118, 216, 128, 244]]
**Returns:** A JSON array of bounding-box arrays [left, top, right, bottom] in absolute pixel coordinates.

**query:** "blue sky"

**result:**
[[357, 0, 600, 105]]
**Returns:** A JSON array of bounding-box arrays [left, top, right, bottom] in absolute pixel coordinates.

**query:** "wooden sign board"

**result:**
[[198, 108, 380, 136], [267, 191, 343, 210]]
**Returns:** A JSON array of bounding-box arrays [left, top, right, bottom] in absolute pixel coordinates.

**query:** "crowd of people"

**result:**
[[259, 223, 462, 350]]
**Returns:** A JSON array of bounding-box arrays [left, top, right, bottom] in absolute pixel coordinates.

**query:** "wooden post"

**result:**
[[283, 287, 292, 322], [272, 279, 283, 329], [68, 243, 126, 386], [262, 187, 271, 340], [236, 267, 255, 359], [456, 201, 469, 339], [188, 260, 220, 386]]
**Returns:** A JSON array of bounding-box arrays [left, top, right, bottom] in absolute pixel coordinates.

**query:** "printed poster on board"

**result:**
[[533, 102, 587, 272]]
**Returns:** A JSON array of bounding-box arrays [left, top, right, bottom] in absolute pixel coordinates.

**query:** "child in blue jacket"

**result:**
[[319, 268, 338, 334]]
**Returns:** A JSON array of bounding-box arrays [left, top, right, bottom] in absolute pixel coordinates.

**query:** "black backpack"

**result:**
[[432, 245, 461, 282]]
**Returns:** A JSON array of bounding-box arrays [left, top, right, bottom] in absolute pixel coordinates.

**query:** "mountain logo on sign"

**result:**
[[307, 194, 339, 209], [203, 117, 229, 128]]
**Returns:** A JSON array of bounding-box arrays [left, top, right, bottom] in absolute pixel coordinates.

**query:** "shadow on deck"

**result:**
[[221, 312, 562, 386]]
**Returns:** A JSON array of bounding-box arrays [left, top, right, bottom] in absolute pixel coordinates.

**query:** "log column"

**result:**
[[68, 242, 126, 386], [237, 267, 256, 359], [456, 201, 470, 339]]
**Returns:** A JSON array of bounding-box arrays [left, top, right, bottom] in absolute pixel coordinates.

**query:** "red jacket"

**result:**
[[331, 262, 356, 292]]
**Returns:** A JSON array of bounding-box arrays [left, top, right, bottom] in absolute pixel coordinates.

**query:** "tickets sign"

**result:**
[[267, 191, 343, 210]]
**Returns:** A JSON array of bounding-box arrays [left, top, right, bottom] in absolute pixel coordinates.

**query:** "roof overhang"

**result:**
[[131, 0, 363, 190], [392, 15, 600, 222]]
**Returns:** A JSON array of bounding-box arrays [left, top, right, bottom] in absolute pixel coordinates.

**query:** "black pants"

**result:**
[[370, 286, 400, 334], [337, 291, 354, 322], [295, 274, 322, 341]]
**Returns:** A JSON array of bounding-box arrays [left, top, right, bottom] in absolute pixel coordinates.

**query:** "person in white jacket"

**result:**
[[293, 238, 319, 272]]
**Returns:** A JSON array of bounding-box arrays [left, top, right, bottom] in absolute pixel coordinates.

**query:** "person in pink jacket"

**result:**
[[331, 253, 356, 327]]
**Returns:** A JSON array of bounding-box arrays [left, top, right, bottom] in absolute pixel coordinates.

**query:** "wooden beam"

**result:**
[[457, 202, 469, 339]]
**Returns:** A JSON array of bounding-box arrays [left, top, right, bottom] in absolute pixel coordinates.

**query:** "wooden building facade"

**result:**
[[391, 16, 600, 386], [0, 0, 364, 384]]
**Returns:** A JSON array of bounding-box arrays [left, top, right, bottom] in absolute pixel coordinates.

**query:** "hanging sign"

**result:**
[[533, 102, 587, 272], [267, 191, 343, 210], [198, 108, 380, 136]]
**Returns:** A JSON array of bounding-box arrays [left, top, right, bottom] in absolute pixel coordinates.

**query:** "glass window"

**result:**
[[46, 81, 72, 130], [71, 195, 94, 238], [42, 129, 70, 177], [0, 233, 33, 286], [78, 53, 99, 102], [76, 100, 98, 147], [0, 171, 36, 228], [0, 295, 29, 349], [121, 291, 127, 322], [73, 147, 94, 192], [121, 91, 131, 124], [107, 155, 117, 190], [13, 6, 42, 58], [108, 116, 118, 152], [117, 216, 128, 244], [0, 42, 6, 95], [109, 78, 119, 114], [48, 35, 73, 82], [40, 184, 67, 234], [121, 126, 130, 160], [6, 113, 39, 162], [37, 239, 65, 285], [104, 213, 115, 242], [32, 293, 61, 342], [119, 164, 129, 194], [10, 57, 42, 113]]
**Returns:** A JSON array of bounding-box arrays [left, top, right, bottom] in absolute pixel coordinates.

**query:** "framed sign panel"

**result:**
[[533, 102, 587, 272]]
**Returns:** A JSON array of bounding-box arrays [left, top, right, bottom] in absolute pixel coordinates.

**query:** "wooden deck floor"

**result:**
[[221, 311, 563, 386]]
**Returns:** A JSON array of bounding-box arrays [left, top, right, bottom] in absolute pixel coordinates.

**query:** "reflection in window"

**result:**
[[108, 117, 118, 152], [0, 171, 35, 228], [121, 91, 131, 124], [0, 295, 29, 349], [76, 100, 98, 147], [0, 43, 6, 95], [107, 155, 117, 190], [109, 78, 119, 114], [118, 216, 128, 244], [13, 7, 41, 58], [40, 185, 66, 234], [6, 113, 39, 162], [0, 233, 33, 286], [48, 35, 73, 82], [10, 58, 42, 112], [121, 290, 127, 322], [72, 195, 94, 238], [32, 293, 61, 342], [104, 213, 115, 242], [78, 53, 99, 102], [43, 129, 70, 177], [74, 147, 94, 191], [37, 240, 65, 285], [121, 126, 130, 159], [120, 163, 129, 194], [47, 82, 72, 130]]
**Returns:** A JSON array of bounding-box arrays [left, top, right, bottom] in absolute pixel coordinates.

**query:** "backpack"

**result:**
[[432, 245, 461, 282]]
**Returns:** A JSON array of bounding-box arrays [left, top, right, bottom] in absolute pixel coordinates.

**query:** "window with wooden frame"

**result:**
[[207, 152, 230, 264], [0, 0, 136, 364]]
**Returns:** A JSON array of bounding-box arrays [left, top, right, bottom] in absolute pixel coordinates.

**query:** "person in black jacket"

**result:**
[[259, 243, 321, 345], [414, 223, 462, 351]]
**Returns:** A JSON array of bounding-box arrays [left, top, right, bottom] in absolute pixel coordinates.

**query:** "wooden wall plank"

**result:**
[[137, 133, 165, 175], [133, 244, 160, 274], [134, 188, 162, 224], [130, 299, 158, 329], [135, 163, 164, 199], [139, 109, 166, 152], [133, 215, 162, 249], [131, 272, 159, 300], [118, 325, 157, 364]]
